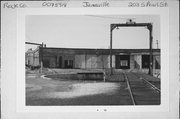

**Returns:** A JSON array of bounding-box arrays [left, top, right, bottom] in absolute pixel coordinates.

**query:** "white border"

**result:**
[[17, 8, 169, 112]]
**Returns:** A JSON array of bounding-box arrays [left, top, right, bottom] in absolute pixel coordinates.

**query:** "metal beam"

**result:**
[[111, 23, 151, 27]]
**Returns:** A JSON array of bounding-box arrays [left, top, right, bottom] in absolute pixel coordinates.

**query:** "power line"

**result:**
[[86, 15, 135, 20], [25, 42, 42, 46]]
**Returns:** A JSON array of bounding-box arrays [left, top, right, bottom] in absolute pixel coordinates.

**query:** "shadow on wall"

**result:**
[[134, 60, 140, 69], [88, 55, 109, 69]]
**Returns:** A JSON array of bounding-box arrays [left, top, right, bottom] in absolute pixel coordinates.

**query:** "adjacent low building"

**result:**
[[26, 47, 160, 75]]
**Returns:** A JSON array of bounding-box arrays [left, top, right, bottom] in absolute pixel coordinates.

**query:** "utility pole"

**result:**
[[156, 40, 159, 49]]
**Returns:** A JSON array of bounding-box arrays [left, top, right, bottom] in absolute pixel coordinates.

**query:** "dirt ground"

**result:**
[[26, 68, 161, 105], [26, 74, 132, 105]]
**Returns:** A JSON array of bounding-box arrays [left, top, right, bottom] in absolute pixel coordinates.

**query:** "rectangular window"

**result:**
[[120, 60, 128, 66], [115, 55, 130, 69]]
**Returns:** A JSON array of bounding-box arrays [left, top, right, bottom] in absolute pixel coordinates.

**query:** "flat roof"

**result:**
[[40, 47, 160, 55]]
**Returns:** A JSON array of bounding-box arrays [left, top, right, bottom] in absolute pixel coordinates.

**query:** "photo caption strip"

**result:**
[[2, 0, 169, 9]]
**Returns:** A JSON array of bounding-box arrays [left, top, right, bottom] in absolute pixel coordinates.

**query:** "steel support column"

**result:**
[[148, 24, 153, 76], [110, 22, 153, 76], [110, 25, 113, 75]]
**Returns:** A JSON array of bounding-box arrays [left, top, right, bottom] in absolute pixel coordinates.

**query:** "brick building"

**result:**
[[26, 47, 160, 74]]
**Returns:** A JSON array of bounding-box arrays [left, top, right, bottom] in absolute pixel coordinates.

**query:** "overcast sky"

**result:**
[[26, 15, 160, 51]]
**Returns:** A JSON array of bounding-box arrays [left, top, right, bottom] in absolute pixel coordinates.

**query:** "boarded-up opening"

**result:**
[[115, 55, 130, 69]]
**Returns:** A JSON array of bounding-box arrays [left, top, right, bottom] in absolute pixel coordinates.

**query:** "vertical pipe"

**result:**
[[110, 25, 113, 75]]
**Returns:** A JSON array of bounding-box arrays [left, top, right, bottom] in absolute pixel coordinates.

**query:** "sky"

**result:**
[[26, 15, 160, 51]]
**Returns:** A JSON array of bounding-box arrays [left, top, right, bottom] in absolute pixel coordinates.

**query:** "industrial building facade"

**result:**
[[26, 47, 160, 73]]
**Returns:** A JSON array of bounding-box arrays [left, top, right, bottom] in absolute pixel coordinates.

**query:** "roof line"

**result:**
[[42, 47, 160, 50]]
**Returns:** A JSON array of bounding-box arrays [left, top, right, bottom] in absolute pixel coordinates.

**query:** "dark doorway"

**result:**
[[142, 55, 150, 68], [58, 56, 62, 68], [116, 55, 130, 69], [64, 60, 73, 68], [43, 60, 50, 68]]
